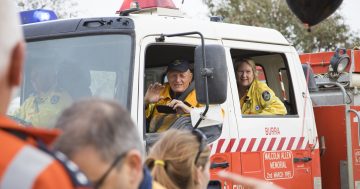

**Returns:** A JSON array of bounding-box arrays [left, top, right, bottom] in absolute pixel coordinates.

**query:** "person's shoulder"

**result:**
[[253, 80, 274, 102], [33, 152, 76, 189], [161, 83, 171, 94], [254, 80, 268, 88], [163, 83, 171, 89], [253, 80, 272, 92]]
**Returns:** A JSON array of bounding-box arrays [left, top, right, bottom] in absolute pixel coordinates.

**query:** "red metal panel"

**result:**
[[299, 50, 354, 74], [314, 105, 347, 189], [353, 50, 360, 73]]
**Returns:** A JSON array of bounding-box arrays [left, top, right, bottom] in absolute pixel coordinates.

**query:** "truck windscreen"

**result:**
[[7, 34, 133, 128]]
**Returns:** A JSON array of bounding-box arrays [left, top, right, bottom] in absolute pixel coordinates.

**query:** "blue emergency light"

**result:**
[[20, 9, 57, 24]]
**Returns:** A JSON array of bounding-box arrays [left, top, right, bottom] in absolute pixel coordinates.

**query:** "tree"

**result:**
[[205, 0, 360, 52], [16, 0, 79, 19]]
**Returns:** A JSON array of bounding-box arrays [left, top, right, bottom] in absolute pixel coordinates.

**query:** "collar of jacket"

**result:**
[[245, 79, 261, 101]]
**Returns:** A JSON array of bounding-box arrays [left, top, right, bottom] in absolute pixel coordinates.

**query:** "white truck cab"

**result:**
[[12, 5, 321, 189]]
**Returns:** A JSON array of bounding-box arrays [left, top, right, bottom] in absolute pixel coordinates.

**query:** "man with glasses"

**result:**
[[53, 98, 165, 189]]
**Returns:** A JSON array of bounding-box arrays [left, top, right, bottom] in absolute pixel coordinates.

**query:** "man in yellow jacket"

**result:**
[[236, 58, 287, 115], [145, 60, 200, 132]]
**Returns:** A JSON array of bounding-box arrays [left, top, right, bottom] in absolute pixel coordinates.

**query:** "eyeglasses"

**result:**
[[92, 152, 127, 189], [192, 129, 208, 165]]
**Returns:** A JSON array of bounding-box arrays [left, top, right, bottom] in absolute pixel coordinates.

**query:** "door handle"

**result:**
[[210, 162, 229, 169], [293, 157, 312, 163]]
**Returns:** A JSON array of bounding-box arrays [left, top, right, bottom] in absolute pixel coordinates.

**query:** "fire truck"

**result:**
[[299, 49, 360, 189], [11, 0, 359, 188]]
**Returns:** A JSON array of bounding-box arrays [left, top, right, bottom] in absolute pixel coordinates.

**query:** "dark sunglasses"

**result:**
[[192, 129, 208, 165], [92, 152, 127, 189]]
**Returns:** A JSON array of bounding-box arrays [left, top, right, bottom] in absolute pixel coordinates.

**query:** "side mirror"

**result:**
[[194, 44, 227, 104]]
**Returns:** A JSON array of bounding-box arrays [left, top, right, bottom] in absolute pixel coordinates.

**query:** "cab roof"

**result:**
[[130, 14, 290, 45], [23, 14, 289, 46]]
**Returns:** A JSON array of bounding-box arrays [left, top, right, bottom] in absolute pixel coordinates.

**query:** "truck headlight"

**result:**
[[330, 48, 350, 73]]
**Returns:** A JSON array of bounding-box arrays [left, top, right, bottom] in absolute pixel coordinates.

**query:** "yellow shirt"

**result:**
[[14, 90, 72, 128], [145, 83, 200, 132], [240, 80, 287, 115]]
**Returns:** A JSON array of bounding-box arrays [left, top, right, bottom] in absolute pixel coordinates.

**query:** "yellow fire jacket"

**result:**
[[240, 80, 287, 115], [14, 89, 72, 128], [145, 83, 200, 132]]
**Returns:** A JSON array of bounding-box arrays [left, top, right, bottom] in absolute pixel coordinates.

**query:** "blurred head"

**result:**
[[53, 98, 144, 189], [235, 58, 258, 89], [146, 129, 211, 189], [30, 63, 57, 94], [0, 0, 25, 114], [166, 60, 193, 93]]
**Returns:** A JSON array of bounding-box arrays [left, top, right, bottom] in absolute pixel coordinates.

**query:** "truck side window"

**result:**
[[231, 49, 297, 116]]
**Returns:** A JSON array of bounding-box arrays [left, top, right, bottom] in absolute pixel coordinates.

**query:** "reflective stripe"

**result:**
[[0, 145, 53, 189]]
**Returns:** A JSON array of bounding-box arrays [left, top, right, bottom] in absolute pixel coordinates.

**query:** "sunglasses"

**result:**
[[92, 152, 127, 189], [192, 129, 208, 165]]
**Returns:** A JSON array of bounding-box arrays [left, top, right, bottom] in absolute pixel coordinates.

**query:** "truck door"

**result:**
[[218, 40, 321, 189]]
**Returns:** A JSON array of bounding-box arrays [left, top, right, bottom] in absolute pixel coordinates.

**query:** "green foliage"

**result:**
[[205, 0, 360, 52], [16, 0, 79, 19]]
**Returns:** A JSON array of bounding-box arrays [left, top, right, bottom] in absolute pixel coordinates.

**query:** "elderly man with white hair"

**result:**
[[0, 1, 89, 188]]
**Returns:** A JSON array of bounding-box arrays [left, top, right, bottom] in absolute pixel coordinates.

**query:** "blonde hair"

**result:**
[[235, 58, 258, 79], [0, 0, 23, 73], [146, 129, 211, 189]]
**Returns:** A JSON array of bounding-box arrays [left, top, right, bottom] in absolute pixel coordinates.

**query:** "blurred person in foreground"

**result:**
[[0, 0, 89, 188], [145, 129, 211, 189], [53, 98, 165, 189]]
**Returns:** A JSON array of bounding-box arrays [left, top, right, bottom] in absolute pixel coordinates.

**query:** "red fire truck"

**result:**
[[299, 49, 360, 189], [12, 0, 360, 188]]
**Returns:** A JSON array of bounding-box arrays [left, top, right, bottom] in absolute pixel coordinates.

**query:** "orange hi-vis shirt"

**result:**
[[0, 116, 85, 189]]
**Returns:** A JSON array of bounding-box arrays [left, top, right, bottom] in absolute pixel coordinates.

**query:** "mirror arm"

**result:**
[[156, 32, 211, 129]]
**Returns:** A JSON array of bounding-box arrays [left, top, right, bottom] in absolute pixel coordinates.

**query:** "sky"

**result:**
[[76, 0, 360, 33]]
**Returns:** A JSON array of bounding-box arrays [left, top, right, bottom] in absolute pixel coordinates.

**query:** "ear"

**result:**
[[124, 150, 143, 185], [8, 41, 25, 87]]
